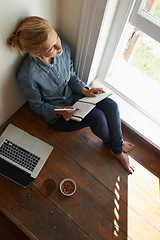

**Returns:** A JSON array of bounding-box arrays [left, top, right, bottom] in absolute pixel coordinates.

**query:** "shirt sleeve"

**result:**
[[66, 45, 87, 93], [17, 76, 58, 123]]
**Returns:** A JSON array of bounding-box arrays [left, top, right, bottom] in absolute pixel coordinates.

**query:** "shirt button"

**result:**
[[57, 76, 60, 79]]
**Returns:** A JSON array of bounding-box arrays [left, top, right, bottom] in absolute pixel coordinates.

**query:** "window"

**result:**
[[90, 0, 160, 149], [130, 0, 160, 40], [140, 0, 160, 23]]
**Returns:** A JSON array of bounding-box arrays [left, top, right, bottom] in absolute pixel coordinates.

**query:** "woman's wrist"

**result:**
[[81, 87, 89, 95]]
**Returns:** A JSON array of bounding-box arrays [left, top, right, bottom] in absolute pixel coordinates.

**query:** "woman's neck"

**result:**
[[41, 56, 53, 64]]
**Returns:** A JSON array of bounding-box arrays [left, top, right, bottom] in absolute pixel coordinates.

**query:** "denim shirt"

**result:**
[[16, 41, 87, 124]]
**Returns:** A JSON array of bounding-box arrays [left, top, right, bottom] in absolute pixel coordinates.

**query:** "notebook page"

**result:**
[[72, 101, 95, 118], [78, 92, 112, 104]]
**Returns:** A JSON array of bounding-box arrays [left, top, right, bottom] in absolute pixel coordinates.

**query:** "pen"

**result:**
[[54, 108, 78, 111]]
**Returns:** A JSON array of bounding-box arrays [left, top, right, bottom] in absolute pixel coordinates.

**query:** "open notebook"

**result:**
[[71, 92, 112, 122], [0, 124, 53, 187]]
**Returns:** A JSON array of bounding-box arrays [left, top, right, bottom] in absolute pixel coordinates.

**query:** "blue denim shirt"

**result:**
[[16, 41, 87, 124]]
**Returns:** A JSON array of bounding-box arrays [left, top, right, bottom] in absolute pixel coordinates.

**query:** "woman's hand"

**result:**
[[81, 87, 105, 97], [55, 106, 75, 121]]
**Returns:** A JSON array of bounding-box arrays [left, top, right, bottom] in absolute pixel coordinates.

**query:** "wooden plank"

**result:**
[[0, 107, 130, 239], [0, 177, 54, 240], [0, 103, 160, 240], [33, 145, 160, 240], [33, 149, 129, 239], [128, 174, 160, 230], [0, 224, 17, 240], [73, 127, 160, 198], [72, 127, 160, 238], [121, 124, 160, 177], [0, 204, 34, 240], [11, 114, 130, 202], [73, 124, 160, 177], [37, 128, 160, 239], [0, 175, 91, 240]]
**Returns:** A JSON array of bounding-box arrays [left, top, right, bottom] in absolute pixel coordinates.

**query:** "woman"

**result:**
[[7, 16, 135, 173]]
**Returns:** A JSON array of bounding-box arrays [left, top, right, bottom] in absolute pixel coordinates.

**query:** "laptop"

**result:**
[[0, 124, 53, 187]]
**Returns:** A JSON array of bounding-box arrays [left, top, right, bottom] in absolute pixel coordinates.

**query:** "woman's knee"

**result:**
[[97, 98, 119, 115], [88, 109, 110, 142], [87, 109, 107, 128], [110, 99, 119, 113]]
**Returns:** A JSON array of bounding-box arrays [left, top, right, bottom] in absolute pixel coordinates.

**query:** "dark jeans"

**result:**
[[50, 98, 124, 154]]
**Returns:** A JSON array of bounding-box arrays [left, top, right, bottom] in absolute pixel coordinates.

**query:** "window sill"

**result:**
[[90, 78, 160, 151]]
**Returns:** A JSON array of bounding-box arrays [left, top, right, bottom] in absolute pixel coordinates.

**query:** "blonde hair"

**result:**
[[7, 16, 51, 55]]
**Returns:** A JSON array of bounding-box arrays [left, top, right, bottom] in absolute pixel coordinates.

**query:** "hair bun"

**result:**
[[14, 32, 19, 37], [7, 34, 14, 46], [7, 32, 20, 48]]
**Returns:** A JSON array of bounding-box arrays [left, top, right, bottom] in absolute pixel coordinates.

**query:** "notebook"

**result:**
[[0, 124, 53, 187], [71, 92, 112, 122]]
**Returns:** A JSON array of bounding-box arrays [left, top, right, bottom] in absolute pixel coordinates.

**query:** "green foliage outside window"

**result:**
[[153, 2, 160, 19], [131, 41, 160, 83], [130, 3, 160, 84]]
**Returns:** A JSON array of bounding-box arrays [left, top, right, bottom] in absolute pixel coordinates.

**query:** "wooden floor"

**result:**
[[0, 103, 160, 240]]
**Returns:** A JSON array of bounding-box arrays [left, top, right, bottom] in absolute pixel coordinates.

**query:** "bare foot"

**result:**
[[110, 150, 135, 173], [123, 141, 134, 153]]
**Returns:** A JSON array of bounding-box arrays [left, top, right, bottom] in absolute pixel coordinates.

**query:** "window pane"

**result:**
[[143, 0, 160, 20], [106, 25, 160, 124]]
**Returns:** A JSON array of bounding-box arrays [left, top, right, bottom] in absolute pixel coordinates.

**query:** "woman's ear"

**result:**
[[29, 51, 40, 58], [30, 50, 40, 56]]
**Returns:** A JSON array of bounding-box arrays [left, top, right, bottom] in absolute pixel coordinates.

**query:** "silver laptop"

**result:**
[[0, 124, 53, 187]]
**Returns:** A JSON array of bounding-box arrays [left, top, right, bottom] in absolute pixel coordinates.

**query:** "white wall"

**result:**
[[0, 0, 57, 126], [57, 0, 84, 59], [0, 0, 83, 127]]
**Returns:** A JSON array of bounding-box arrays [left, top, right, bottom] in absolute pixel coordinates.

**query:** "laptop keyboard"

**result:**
[[0, 139, 40, 172]]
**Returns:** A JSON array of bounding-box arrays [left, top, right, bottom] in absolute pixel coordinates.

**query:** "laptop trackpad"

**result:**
[[20, 134, 37, 151]]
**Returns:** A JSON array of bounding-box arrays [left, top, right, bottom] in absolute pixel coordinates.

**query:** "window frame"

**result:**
[[130, 0, 160, 42], [75, 0, 160, 149]]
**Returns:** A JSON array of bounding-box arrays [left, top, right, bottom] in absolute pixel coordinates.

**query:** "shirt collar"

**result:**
[[34, 54, 62, 73]]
